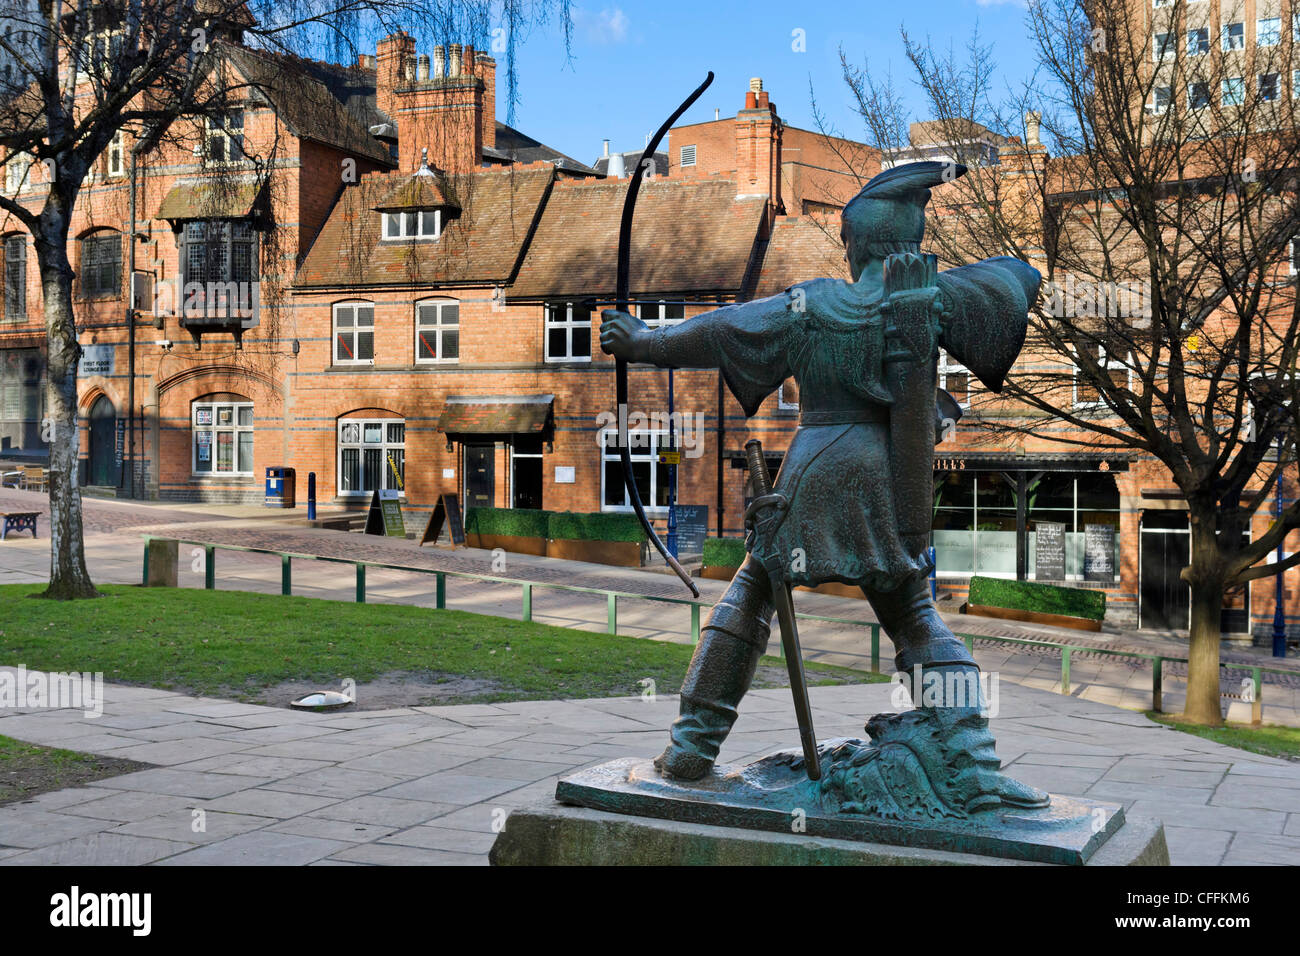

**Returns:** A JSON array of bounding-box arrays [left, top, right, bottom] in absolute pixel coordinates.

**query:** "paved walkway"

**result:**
[[1, 669, 1297, 865], [2, 488, 1296, 726]]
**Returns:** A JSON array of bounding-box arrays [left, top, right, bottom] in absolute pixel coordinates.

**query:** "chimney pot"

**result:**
[[745, 91, 757, 109], [433, 45, 445, 78], [603, 139, 610, 157], [417, 55, 429, 81], [449, 43, 462, 77], [749, 77, 762, 93]]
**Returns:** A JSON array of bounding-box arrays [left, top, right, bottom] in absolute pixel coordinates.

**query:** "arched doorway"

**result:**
[[88, 395, 117, 487]]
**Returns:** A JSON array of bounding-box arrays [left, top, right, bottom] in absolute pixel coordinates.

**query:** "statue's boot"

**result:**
[[866, 577, 1048, 812], [902, 663, 1050, 812], [654, 625, 767, 780], [656, 561, 775, 781]]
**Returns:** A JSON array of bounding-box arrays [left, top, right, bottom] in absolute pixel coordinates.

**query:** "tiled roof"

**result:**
[[373, 173, 459, 212], [509, 178, 767, 300], [486, 122, 600, 175], [222, 44, 394, 167], [754, 215, 848, 297], [591, 151, 669, 177], [295, 165, 555, 288], [438, 395, 555, 435]]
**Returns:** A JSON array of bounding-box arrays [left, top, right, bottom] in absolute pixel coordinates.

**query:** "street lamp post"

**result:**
[[667, 367, 678, 559], [1274, 433, 1288, 658]]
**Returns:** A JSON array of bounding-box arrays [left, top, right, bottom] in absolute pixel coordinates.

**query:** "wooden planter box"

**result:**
[[468, 533, 548, 556], [547, 538, 644, 568], [964, 602, 1102, 632], [700, 564, 739, 581]]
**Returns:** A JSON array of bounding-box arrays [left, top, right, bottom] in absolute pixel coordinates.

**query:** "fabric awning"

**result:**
[[156, 180, 264, 221], [437, 394, 554, 437]]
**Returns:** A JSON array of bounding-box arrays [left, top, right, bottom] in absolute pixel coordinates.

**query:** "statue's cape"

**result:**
[[937, 257, 1040, 393]]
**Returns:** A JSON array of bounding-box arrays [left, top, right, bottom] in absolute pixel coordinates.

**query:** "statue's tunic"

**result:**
[[645, 257, 1037, 592]]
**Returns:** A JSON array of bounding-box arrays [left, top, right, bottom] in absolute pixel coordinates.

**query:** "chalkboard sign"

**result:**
[[673, 504, 709, 555], [1083, 523, 1116, 582], [380, 489, 405, 537], [1035, 521, 1066, 582], [420, 494, 465, 547]]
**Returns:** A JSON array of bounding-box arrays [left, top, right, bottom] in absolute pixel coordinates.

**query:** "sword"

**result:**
[[743, 439, 821, 781]]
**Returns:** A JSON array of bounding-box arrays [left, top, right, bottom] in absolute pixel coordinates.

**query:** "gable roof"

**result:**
[[485, 122, 599, 175], [222, 44, 394, 167], [295, 165, 555, 288], [509, 177, 767, 300]]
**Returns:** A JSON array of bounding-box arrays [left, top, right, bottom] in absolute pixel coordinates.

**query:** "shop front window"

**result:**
[[193, 400, 253, 475], [338, 417, 405, 495]]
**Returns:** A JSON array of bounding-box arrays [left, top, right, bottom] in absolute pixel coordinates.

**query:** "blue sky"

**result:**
[[503, 0, 1038, 165]]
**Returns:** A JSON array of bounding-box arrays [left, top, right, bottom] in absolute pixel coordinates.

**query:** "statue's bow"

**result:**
[[609, 72, 713, 598]]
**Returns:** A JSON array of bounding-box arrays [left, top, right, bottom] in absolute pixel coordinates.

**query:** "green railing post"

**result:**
[[690, 604, 700, 645], [963, 634, 974, 654], [435, 572, 446, 610], [870, 623, 881, 673], [355, 563, 365, 603], [281, 554, 291, 596], [607, 593, 617, 634], [1060, 647, 1071, 695], [522, 583, 532, 622], [142, 542, 149, 586], [1252, 667, 1263, 726], [204, 545, 215, 590], [1152, 657, 1163, 713]]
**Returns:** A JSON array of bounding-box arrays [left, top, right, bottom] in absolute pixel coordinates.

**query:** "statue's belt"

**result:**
[[798, 407, 889, 427]]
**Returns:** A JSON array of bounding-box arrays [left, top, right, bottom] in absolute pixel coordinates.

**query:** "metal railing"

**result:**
[[143, 536, 1291, 724]]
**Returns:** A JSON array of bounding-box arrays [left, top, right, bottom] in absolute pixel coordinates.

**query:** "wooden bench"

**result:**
[[308, 512, 368, 531], [1, 512, 38, 540]]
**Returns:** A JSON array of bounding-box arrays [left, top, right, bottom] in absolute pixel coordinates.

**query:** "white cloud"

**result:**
[[575, 7, 630, 45]]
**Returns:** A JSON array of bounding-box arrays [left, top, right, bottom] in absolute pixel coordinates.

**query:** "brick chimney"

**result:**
[[735, 77, 783, 229], [375, 34, 490, 173]]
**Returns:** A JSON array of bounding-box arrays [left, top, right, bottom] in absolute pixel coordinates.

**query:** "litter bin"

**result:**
[[265, 467, 296, 508]]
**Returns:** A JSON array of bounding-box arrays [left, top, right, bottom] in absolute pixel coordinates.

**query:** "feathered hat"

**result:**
[[842, 160, 968, 245]]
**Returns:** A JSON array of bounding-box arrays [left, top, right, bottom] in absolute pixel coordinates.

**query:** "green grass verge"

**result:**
[[703, 536, 747, 569], [0, 584, 883, 704], [0, 734, 148, 806], [1146, 711, 1300, 761], [968, 575, 1107, 622]]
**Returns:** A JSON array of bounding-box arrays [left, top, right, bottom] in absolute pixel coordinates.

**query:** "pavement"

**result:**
[[0, 488, 1298, 865]]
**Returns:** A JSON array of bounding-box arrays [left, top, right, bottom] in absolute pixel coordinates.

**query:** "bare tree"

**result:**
[[0, 0, 569, 599], [826, 0, 1300, 725]]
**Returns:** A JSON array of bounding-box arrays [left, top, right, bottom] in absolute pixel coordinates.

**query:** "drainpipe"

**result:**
[[1275, 433, 1288, 658], [126, 128, 158, 499]]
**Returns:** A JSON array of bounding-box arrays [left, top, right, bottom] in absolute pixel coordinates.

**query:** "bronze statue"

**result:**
[[600, 160, 1048, 814]]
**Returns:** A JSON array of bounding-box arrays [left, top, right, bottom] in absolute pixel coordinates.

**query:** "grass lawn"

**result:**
[[1146, 711, 1300, 761], [0, 583, 885, 705], [0, 734, 148, 806]]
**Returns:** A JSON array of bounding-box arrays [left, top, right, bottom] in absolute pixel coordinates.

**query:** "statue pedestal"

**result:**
[[489, 756, 1170, 867]]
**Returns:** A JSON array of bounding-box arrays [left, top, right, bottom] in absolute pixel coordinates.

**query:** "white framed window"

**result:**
[[1294, 12, 1300, 42], [204, 109, 244, 164], [1223, 76, 1245, 106], [338, 418, 405, 495], [333, 301, 374, 365], [1258, 17, 1281, 47], [1149, 86, 1172, 114], [1073, 346, 1130, 410], [4, 234, 26, 320], [600, 428, 669, 512], [1260, 72, 1280, 102], [1293, 70, 1300, 99], [1186, 28, 1209, 56], [777, 378, 799, 411], [1188, 82, 1210, 110], [544, 301, 592, 362], [679, 144, 697, 167], [1153, 32, 1175, 61], [939, 350, 971, 408], [415, 298, 459, 363], [1222, 22, 1244, 51], [4, 151, 30, 193], [193, 401, 253, 475], [381, 209, 441, 240], [637, 301, 685, 328], [106, 130, 124, 177], [1288, 235, 1300, 275]]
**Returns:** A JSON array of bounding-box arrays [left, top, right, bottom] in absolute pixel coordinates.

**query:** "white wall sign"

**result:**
[[555, 466, 575, 484], [443, 468, 455, 479], [78, 344, 114, 377]]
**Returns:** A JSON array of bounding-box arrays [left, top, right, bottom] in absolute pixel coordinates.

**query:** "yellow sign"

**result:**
[[1185, 334, 1200, 352], [658, 451, 682, 465]]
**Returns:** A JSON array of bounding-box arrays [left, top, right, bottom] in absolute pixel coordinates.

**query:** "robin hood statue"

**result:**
[[600, 161, 1049, 815]]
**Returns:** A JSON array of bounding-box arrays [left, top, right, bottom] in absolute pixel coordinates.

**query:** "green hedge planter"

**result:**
[[464, 508, 647, 567], [546, 511, 647, 543], [966, 576, 1107, 631]]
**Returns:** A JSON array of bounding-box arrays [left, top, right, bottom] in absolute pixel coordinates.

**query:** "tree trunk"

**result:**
[[35, 225, 100, 601], [1182, 508, 1223, 725]]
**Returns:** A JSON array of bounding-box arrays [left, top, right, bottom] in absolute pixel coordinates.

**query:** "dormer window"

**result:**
[[382, 208, 442, 240]]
